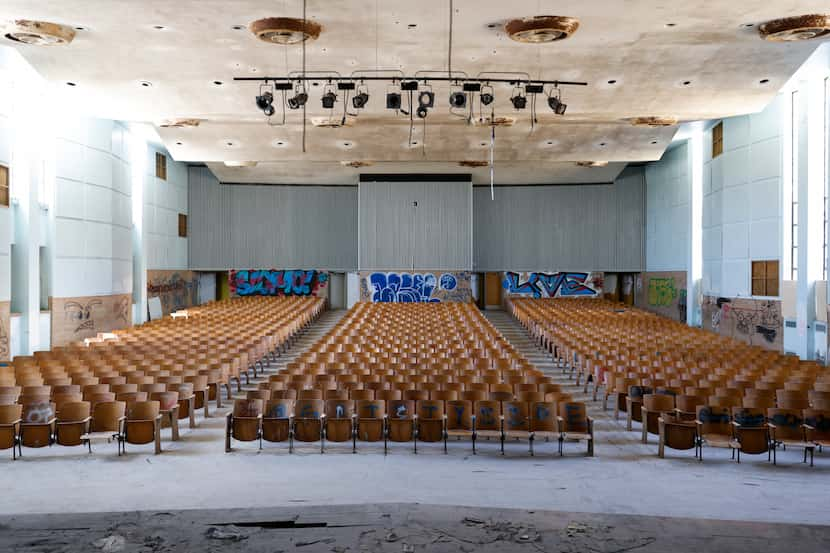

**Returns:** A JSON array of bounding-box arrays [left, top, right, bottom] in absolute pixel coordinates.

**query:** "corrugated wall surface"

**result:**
[[188, 167, 357, 270], [472, 166, 645, 271], [358, 180, 473, 270]]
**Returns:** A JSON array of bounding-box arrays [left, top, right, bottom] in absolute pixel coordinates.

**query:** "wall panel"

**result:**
[[188, 167, 357, 270], [473, 167, 644, 272], [358, 179, 472, 271]]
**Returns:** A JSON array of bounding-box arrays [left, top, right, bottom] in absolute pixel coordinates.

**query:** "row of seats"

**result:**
[[508, 297, 830, 465], [0, 296, 323, 458], [226, 302, 594, 456]]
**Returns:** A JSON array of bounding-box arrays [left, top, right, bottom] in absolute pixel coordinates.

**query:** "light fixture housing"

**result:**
[[287, 90, 308, 110], [547, 89, 567, 115], [249, 17, 322, 44], [386, 92, 402, 110], [352, 91, 369, 109], [416, 106, 429, 119], [449, 90, 467, 108], [321, 91, 337, 109], [759, 14, 830, 42], [505, 16, 580, 43], [480, 92, 494, 106], [510, 87, 527, 110], [256, 90, 274, 111], [418, 90, 435, 109]]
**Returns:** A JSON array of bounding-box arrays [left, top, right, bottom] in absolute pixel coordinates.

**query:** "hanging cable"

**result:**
[[302, 0, 307, 153], [490, 123, 495, 201], [448, 0, 453, 78]]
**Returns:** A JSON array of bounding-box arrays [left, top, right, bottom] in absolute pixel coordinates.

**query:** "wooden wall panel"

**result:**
[[50, 294, 132, 347]]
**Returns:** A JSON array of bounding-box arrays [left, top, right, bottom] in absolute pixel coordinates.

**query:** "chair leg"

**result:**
[[189, 400, 196, 429], [558, 436, 564, 456], [529, 435, 534, 456]]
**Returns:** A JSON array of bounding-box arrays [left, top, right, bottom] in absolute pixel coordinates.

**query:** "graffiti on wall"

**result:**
[[358, 271, 472, 303], [0, 301, 9, 362], [51, 294, 133, 347], [501, 272, 602, 298], [702, 296, 783, 351], [230, 269, 329, 297], [147, 270, 200, 316], [635, 271, 687, 322]]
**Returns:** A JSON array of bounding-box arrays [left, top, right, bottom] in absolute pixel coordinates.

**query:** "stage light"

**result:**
[[418, 90, 434, 109], [352, 91, 369, 109], [386, 92, 402, 110], [321, 90, 337, 109], [262, 104, 275, 117], [449, 90, 467, 108], [255, 90, 274, 112], [480, 85, 494, 106], [417, 106, 428, 118], [287, 90, 308, 110], [510, 94, 527, 109], [548, 95, 567, 115]]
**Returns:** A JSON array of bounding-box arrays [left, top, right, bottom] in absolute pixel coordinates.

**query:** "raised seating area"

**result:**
[[0, 296, 323, 458], [225, 302, 593, 456], [508, 297, 830, 466]]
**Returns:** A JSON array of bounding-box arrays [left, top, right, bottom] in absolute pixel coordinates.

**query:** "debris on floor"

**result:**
[[205, 526, 248, 541], [92, 534, 126, 552]]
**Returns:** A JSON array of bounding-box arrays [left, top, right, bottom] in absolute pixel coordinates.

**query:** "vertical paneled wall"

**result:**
[[145, 146, 188, 270], [703, 95, 782, 297], [645, 143, 690, 272], [188, 166, 357, 270], [53, 118, 132, 298], [473, 167, 645, 272], [358, 179, 473, 271]]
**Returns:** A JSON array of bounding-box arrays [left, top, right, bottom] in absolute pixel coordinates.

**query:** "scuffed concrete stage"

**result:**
[[2, 503, 829, 553]]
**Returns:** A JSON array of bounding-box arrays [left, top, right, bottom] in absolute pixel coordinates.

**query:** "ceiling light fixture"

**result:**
[[256, 89, 275, 116], [510, 87, 527, 109], [287, 87, 308, 110], [249, 17, 322, 44], [4, 19, 76, 45], [505, 16, 579, 43], [480, 84, 495, 106], [759, 14, 830, 42], [418, 90, 435, 109], [321, 88, 337, 109], [352, 84, 370, 109]]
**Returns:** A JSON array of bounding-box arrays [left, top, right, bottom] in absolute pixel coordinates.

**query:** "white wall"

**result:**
[[52, 118, 133, 298], [144, 146, 187, 269], [645, 143, 690, 272], [702, 95, 783, 298]]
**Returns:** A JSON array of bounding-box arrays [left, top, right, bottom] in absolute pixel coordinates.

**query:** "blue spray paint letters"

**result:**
[[369, 272, 440, 303], [502, 272, 598, 298]]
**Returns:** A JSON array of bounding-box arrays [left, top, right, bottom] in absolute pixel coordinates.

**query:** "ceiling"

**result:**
[[1, 1, 827, 184]]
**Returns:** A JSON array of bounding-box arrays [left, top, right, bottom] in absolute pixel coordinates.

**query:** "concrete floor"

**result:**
[[1, 310, 828, 529], [3, 503, 830, 553]]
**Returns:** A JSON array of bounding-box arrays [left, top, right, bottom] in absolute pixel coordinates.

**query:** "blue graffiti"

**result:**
[[369, 272, 440, 303], [502, 272, 598, 298], [453, 404, 466, 426], [440, 273, 457, 291], [395, 404, 409, 418], [535, 404, 551, 422], [478, 406, 496, 426], [231, 269, 328, 296], [269, 404, 287, 418]]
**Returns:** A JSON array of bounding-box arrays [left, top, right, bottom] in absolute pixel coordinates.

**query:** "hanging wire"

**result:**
[[302, 0, 307, 153], [448, 0, 453, 78], [490, 123, 495, 200]]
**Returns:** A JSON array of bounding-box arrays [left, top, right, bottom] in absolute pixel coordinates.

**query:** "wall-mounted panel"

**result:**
[[635, 271, 688, 322], [358, 179, 472, 271], [50, 293, 132, 347], [188, 167, 358, 270], [358, 270, 472, 303], [473, 167, 644, 272]]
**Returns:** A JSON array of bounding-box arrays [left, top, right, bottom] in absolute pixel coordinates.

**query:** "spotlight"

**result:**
[[548, 95, 567, 115], [287, 90, 308, 110], [510, 86, 527, 109], [352, 91, 369, 109], [321, 91, 337, 109], [418, 90, 434, 108], [480, 85, 494, 106], [449, 90, 467, 108], [386, 92, 402, 110], [255, 90, 273, 112], [262, 104, 275, 117], [417, 106, 428, 118]]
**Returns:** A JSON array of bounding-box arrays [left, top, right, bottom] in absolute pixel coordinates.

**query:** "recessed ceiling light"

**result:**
[[665, 23, 676, 28], [607, 79, 617, 85], [222, 140, 240, 148], [681, 80, 692, 86], [651, 140, 658, 145], [759, 78, 770, 84], [271, 139, 287, 148], [742, 23, 755, 28], [487, 23, 498, 29], [408, 24, 417, 29], [249, 17, 322, 44], [231, 25, 245, 30], [480, 141, 488, 147], [175, 141, 183, 146], [546, 141, 555, 146], [153, 25, 166, 30], [213, 80, 223, 86], [599, 142, 607, 147], [66, 81, 77, 87], [138, 80, 153, 88], [74, 26, 87, 31]]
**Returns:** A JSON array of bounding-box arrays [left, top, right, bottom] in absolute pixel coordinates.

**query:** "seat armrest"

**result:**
[[802, 423, 815, 430], [0, 419, 22, 427], [57, 416, 92, 426], [767, 423, 777, 430]]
